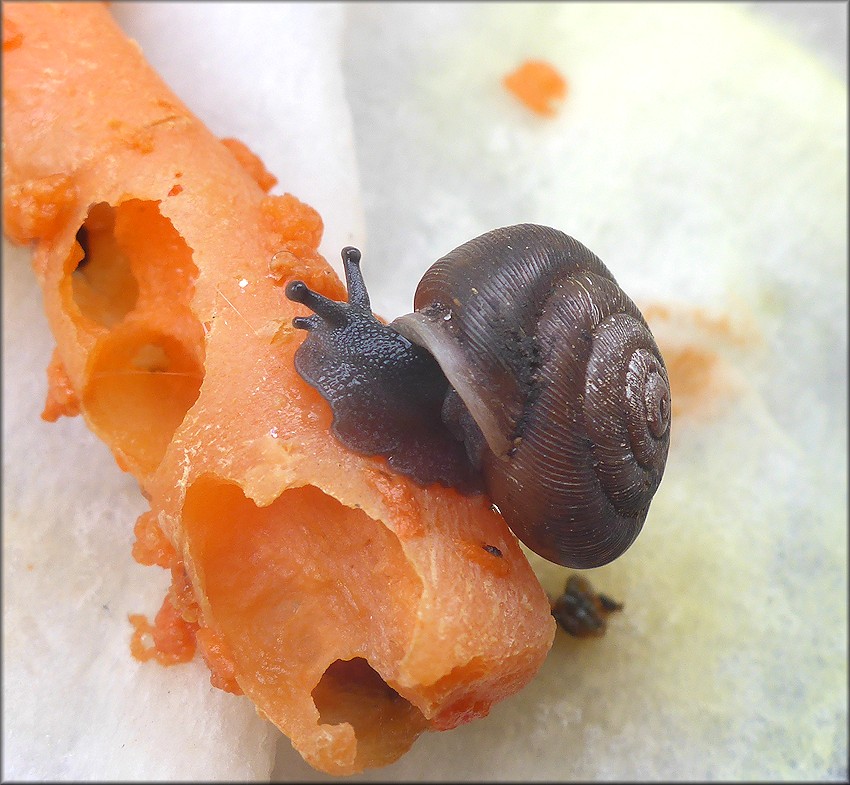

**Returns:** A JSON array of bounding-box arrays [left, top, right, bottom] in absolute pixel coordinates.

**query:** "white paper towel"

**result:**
[[3, 2, 846, 781]]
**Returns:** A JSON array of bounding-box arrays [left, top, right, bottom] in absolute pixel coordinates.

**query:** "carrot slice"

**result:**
[[2, 2, 554, 775]]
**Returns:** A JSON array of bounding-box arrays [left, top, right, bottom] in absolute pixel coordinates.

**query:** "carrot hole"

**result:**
[[312, 657, 427, 764], [63, 198, 204, 475], [84, 327, 203, 474], [70, 202, 139, 327]]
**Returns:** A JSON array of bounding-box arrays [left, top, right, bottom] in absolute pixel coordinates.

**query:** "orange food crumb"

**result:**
[[41, 348, 81, 421], [132, 510, 176, 568], [262, 193, 346, 300], [503, 59, 568, 117], [167, 183, 183, 197], [3, 173, 78, 244], [261, 193, 323, 248], [196, 627, 244, 695], [167, 560, 201, 625], [221, 137, 278, 193], [129, 595, 198, 666], [270, 242, 346, 300]]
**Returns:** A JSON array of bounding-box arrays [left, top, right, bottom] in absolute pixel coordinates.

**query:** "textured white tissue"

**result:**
[[3, 2, 846, 782]]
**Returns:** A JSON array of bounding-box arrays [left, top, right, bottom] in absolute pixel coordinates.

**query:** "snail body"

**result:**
[[285, 224, 670, 568]]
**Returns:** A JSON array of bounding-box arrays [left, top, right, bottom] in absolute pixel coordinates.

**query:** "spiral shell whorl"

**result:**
[[407, 225, 670, 568], [487, 270, 669, 567]]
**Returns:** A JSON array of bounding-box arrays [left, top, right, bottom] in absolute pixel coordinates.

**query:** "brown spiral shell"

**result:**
[[393, 224, 671, 568]]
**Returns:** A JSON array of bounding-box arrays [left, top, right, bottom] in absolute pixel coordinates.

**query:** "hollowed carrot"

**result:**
[[2, 2, 554, 775]]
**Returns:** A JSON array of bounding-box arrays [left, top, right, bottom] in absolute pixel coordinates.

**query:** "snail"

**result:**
[[284, 224, 671, 568]]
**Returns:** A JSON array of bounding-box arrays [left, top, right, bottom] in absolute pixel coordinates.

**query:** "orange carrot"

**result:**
[[2, 2, 554, 775]]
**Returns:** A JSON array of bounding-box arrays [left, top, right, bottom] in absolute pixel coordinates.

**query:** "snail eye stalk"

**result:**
[[340, 246, 370, 309], [285, 280, 348, 328], [284, 247, 480, 492]]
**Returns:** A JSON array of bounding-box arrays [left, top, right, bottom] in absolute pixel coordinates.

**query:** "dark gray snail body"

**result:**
[[285, 224, 671, 568]]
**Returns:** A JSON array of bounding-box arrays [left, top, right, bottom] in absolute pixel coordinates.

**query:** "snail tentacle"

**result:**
[[340, 246, 371, 308], [285, 248, 481, 491], [285, 280, 348, 327]]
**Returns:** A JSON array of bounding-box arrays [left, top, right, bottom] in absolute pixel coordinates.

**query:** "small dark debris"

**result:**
[[552, 574, 623, 638], [598, 593, 623, 613], [483, 544, 503, 558]]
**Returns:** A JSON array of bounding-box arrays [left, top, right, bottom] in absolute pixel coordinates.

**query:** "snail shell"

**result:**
[[285, 224, 671, 568], [392, 224, 670, 568]]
